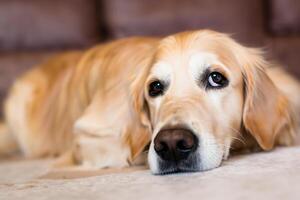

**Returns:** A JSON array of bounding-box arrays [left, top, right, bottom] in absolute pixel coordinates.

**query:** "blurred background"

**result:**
[[0, 0, 300, 117]]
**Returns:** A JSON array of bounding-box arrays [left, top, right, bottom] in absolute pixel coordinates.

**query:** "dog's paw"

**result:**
[[73, 134, 131, 169]]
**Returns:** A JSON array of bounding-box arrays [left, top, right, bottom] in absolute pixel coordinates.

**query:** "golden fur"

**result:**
[[0, 30, 299, 172]]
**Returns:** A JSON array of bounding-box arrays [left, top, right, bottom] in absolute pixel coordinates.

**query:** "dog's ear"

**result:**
[[241, 48, 296, 150], [130, 56, 154, 130], [126, 58, 153, 160]]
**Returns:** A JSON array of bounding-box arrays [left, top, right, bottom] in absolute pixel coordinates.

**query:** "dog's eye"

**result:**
[[149, 80, 164, 97], [207, 72, 228, 88]]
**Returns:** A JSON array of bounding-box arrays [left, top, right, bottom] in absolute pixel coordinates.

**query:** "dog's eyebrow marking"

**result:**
[[150, 62, 171, 82], [189, 52, 220, 80]]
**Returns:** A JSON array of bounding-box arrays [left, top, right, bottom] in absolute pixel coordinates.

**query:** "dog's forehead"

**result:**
[[150, 52, 224, 78], [189, 52, 224, 76]]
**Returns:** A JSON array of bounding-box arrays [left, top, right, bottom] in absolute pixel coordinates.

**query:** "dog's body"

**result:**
[[2, 37, 157, 168], [1, 30, 300, 174]]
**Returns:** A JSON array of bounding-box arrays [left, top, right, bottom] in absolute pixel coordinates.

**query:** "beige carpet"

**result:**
[[1, 145, 300, 200]]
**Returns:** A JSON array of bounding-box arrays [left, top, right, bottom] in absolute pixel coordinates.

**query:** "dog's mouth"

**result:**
[[154, 152, 201, 175], [148, 125, 225, 174]]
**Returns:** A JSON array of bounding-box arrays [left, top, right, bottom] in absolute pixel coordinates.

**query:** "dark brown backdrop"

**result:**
[[1, 0, 300, 116]]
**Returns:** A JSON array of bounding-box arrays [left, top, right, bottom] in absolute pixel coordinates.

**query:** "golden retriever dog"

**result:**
[[0, 30, 299, 174]]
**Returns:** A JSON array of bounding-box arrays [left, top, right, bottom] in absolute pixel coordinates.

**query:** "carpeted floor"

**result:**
[[1, 145, 300, 200]]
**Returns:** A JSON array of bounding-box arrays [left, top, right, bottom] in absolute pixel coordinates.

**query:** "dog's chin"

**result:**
[[148, 142, 224, 175], [155, 166, 200, 175], [150, 156, 222, 175], [154, 154, 201, 175]]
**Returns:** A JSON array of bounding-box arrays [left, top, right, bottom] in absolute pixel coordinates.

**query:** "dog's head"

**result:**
[[131, 30, 295, 174]]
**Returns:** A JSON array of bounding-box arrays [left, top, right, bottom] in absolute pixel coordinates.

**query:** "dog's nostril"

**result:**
[[176, 139, 194, 152], [155, 141, 169, 153]]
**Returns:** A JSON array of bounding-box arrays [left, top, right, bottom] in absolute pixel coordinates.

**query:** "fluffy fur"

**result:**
[[0, 30, 299, 173]]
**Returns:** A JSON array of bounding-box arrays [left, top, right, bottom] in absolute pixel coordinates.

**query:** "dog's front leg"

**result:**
[[64, 90, 149, 169], [73, 132, 131, 169]]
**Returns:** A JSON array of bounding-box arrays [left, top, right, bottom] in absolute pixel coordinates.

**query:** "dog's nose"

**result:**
[[154, 128, 198, 161]]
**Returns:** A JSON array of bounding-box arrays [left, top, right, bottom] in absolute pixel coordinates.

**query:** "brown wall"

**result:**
[[1, 0, 300, 116]]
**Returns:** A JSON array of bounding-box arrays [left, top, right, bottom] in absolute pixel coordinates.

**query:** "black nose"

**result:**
[[154, 128, 198, 161]]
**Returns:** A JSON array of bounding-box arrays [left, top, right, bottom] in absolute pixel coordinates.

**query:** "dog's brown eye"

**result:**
[[207, 72, 228, 88], [149, 81, 164, 97]]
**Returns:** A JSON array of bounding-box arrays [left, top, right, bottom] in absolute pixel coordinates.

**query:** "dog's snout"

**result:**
[[154, 128, 198, 161]]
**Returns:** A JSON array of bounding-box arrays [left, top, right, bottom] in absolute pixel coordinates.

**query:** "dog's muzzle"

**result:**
[[153, 127, 200, 174]]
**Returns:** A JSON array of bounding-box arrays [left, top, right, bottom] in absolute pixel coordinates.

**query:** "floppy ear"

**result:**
[[241, 49, 296, 150], [130, 61, 152, 129], [124, 58, 153, 160]]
